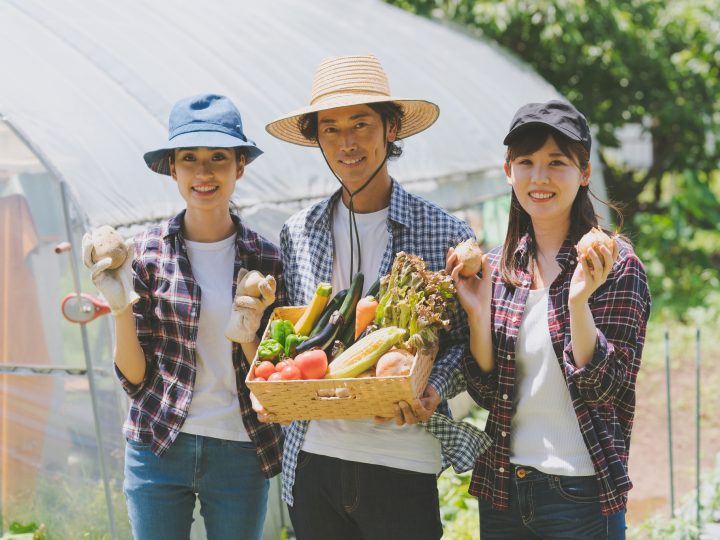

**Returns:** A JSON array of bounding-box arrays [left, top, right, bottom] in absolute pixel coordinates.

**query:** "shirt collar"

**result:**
[[164, 209, 258, 254], [307, 178, 412, 230], [514, 232, 578, 270]]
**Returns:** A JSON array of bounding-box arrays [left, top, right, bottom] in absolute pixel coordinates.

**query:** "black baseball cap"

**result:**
[[503, 100, 591, 153]]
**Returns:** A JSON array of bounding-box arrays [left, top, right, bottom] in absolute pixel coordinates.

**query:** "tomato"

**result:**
[[280, 364, 302, 380], [254, 361, 276, 380], [275, 360, 292, 372], [253, 376, 266, 382], [293, 349, 328, 380], [268, 372, 284, 382]]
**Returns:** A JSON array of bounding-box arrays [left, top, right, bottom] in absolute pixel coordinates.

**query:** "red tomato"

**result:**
[[254, 361, 276, 380], [253, 376, 267, 382], [275, 360, 292, 372], [268, 372, 284, 382], [293, 350, 328, 380], [280, 364, 302, 380]]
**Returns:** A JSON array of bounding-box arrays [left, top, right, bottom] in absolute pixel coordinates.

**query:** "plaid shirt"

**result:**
[[464, 233, 651, 515], [115, 210, 284, 478], [279, 180, 492, 506]]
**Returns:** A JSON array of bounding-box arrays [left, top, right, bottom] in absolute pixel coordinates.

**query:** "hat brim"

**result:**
[[143, 131, 263, 175], [265, 94, 439, 147], [503, 121, 590, 152]]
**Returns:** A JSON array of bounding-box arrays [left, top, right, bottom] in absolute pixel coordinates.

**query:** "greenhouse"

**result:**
[[0, 0, 605, 537]]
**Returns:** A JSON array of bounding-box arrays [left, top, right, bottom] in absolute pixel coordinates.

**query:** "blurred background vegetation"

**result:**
[[387, 0, 720, 324]]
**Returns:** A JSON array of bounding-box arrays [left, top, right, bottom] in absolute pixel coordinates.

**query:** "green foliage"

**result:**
[[630, 454, 720, 539], [633, 170, 720, 320], [4, 477, 129, 540], [386, 0, 720, 317]]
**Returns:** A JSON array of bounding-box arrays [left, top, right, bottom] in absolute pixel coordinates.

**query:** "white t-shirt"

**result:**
[[302, 198, 443, 474], [180, 234, 249, 442], [509, 287, 595, 475]]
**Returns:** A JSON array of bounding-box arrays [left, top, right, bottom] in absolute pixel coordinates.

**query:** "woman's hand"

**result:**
[[569, 242, 619, 307], [446, 247, 492, 319]]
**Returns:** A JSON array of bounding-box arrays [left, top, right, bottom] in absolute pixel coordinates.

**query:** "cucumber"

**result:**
[[296, 273, 364, 355]]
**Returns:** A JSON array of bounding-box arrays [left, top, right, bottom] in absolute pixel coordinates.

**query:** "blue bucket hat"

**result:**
[[143, 94, 263, 175]]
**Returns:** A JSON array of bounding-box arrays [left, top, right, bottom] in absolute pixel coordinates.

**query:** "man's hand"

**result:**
[[225, 269, 276, 343], [250, 392, 290, 425], [374, 384, 441, 426], [82, 230, 139, 315]]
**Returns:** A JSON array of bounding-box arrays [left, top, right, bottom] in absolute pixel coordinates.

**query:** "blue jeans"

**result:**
[[124, 433, 269, 540], [289, 451, 443, 540], [478, 465, 626, 539]]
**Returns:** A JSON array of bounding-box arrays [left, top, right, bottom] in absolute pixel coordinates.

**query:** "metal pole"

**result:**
[[664, 330, 675, 517], [695, 328, 701, 530], [59, 183, 118, 540]]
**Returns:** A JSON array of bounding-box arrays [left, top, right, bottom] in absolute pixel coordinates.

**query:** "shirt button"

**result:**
[[501, 431, 507, 437], [499, 467, 505, 473], [502, 393, 509, 400], [506, 354, 511, 360], [512, 317, 518, 323]]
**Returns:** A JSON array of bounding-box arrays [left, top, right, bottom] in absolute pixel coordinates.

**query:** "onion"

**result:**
[[453, 239, 483, 277], [376, 348, 415, 377], [576, 227, 615, 271]]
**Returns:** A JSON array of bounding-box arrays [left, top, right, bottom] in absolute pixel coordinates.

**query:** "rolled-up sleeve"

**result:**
[[567, 254, 651, 406]]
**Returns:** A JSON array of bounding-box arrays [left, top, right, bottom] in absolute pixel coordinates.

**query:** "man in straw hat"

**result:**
[[263, 55, 491, 539]]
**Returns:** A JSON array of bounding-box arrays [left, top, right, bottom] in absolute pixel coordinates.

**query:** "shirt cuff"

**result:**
[[567, 329, 610, 375], [114, 362, 145, 398], [463, 354, 499, 391]]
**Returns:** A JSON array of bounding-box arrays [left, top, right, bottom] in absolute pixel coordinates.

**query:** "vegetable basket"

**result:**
[[245, 306, 438, 422]]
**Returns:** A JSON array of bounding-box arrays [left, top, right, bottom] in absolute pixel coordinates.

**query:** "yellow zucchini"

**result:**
[[294, 283, 332, 336]]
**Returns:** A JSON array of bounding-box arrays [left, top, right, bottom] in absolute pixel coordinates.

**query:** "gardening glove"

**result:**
[[82, 231, 139, 315], [225, 268, 276, 343]]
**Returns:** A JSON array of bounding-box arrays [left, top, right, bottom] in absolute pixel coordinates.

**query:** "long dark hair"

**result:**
[[499, 125, 620, 287]]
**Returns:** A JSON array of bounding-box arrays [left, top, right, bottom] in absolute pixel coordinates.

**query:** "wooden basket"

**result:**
[[245, 306, 437, 422]]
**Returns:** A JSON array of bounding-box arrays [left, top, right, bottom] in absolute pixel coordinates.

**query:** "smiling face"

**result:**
[[316, 104, 396, 190], [504, 134, 591, 229], [169, 147, 244, 214]]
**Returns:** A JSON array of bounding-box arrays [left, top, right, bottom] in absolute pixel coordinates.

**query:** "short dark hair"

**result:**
[[298, 102, 404, 158]]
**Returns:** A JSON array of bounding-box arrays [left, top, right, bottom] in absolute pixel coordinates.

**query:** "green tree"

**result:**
[[387, 0, 720, 318]]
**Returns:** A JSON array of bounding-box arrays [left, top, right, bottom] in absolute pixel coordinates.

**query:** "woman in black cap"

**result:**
[[447, 100, 651, 539], [82, 94, 282, 539]]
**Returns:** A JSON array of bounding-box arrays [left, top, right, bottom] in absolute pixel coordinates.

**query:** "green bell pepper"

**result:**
[[284, 334, 309, 357], [257, 339, 283, 362], [270, 319, 294, 347]]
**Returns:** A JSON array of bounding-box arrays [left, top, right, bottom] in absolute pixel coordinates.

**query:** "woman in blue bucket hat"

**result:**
[[83, 94, 283, 539]]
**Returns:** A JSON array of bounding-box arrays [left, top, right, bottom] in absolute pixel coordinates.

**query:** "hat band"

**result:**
[[169, 121, 247, 142], [310, 88, 391, 107]]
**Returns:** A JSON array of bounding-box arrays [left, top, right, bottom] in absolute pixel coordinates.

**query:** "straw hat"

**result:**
[[265, 55, 439, 147]]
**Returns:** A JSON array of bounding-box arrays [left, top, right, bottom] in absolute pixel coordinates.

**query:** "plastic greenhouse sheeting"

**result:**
[[0, 1, 609, 538], [0, 0, 583, 241]]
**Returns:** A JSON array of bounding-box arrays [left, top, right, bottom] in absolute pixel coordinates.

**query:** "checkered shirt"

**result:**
[[279, 180, 492, 506], [114, 210, 284, 478], [464, 233, 651, 515]]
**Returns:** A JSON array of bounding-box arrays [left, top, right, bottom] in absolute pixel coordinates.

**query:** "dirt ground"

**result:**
[[626, 344, 720, 527]]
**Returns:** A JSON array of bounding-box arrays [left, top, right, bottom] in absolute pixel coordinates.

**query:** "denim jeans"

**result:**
[[289, 451, 443, 540], [123, 432, 269, 540], [478, 465, 626, 539]]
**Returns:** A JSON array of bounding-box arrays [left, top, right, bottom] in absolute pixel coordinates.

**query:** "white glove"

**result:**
[[225, 268, 276, 343], [82, 231, 139, 315]]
